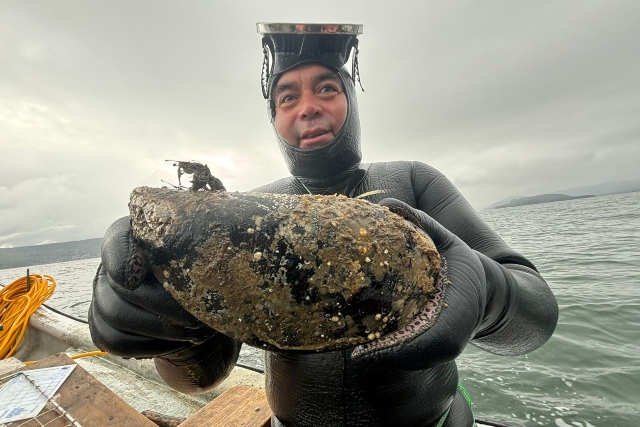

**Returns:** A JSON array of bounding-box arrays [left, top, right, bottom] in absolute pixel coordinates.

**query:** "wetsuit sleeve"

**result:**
[[410, 162, 558, 355]]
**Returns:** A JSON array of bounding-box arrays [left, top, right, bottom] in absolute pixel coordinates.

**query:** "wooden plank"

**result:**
[[4, 353, 157, 427], [0, 357, 25, 376], [179, 385, 272, 427]]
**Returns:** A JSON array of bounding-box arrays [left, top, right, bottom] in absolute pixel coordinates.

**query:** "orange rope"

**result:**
[[0, 274, 56, 359], [70, 350, 109, 359], [24, 350, 110, 365]]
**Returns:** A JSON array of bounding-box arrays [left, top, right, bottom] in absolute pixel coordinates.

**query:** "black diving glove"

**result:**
[[88, 216, 217, 357], [351, 198, 501, 370], [88, 216, 241, 393]]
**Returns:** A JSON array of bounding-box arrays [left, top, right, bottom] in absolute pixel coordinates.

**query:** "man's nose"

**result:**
[[298, 92, 322, 119]]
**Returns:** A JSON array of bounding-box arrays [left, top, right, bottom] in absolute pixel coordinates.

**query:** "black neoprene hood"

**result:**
[[257, 23, 364, 179]]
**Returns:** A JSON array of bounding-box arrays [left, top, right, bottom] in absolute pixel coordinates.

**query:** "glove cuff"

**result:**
[[472, 256, 558, 355], [473, 252, 519, 338], [154, 333, 241, 394], [102, 216, 147, 289]]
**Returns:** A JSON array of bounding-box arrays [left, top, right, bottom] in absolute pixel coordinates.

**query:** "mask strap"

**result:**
[[351, 43, 365, 92], [261, 37, 273, 99]]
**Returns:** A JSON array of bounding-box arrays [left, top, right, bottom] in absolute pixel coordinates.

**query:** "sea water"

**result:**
[[1, 192, 638, 426]]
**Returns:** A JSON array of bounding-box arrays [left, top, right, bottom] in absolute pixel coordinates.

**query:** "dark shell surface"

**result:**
[[129, 186, 441, 351]]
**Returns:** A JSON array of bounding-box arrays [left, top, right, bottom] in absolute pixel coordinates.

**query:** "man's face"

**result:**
[[273, 64, 348, 150]]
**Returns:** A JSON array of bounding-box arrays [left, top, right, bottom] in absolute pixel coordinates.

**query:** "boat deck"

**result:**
[[13, 306, 265, 419], [9, 306, 508, 426]]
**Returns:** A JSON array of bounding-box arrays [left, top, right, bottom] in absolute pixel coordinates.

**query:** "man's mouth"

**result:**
[[301, 129, 330, 140]]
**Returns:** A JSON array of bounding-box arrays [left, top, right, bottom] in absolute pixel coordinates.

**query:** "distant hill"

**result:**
[[486, 179, 640, 210], [484, 195, 525, 210], [0, 238, 102, 270], [553, 179, 640, 197], [495, 194, 594, 209]]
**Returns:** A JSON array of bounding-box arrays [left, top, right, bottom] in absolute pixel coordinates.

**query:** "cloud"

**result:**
[[1, 1, 639, 247]]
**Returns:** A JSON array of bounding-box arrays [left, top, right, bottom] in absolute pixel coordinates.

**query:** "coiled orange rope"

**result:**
[[0, 273, 56, 359]]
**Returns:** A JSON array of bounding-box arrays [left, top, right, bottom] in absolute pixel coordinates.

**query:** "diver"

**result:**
[[88, 23, 559, 427]]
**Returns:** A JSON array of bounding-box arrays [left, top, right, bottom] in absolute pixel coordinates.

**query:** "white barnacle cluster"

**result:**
[[359, 313, 390, 340], [140, 206, 169, 245], [349, 225, 396, 283], [367, 333, 380, 340], [169, 258, 191, 277], [379, 249, 390, 267], [247, 226, 266, 262], [130, 188, 178, 248], [253, 192, 298, 212]]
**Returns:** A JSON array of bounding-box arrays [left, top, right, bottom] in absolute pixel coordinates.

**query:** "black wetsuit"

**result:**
[[247, 161, 555, 426]]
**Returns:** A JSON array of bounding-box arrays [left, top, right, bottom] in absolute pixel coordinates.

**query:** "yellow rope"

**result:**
[[70, 350, 109, 359], [1, 273, 111, 364], [24, 350, 110, 365], [0, 273, 56, 359]]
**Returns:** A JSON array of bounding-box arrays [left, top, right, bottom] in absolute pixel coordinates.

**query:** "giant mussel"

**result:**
[[129, 186, 443, 351]]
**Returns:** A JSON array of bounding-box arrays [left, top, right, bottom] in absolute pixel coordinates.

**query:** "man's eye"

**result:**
[[319, 85, 338, 94], [278, 94, 296, 106], [317, 85, 342, 99]]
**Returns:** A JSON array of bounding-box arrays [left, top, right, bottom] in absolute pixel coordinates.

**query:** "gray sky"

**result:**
[[1, 1, 639, 248]]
